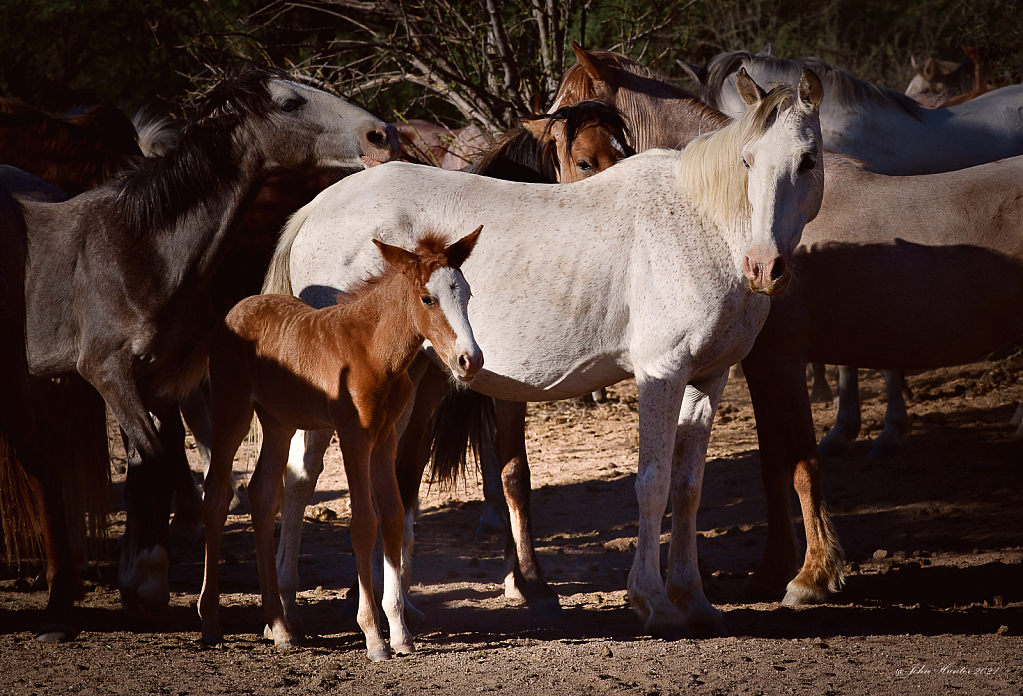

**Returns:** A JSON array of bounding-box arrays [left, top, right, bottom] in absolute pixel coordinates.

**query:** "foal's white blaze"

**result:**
[[426, 266, 482, 381]]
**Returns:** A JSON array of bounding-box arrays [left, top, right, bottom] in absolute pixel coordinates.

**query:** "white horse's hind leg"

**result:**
[[275, 428, 332, 636], [868, 370, 909, 458], [665, 376, 728, 638], [628, 372, 690, 640], [817, 366, 862, 456]]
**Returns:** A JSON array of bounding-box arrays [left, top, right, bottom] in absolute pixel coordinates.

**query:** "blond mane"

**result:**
[[678, 84, 797, 224]]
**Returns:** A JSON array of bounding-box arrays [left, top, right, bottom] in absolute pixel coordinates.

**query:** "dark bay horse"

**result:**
[[0, 99, 143, 195], [7, 67, 398, 641], [202, 230, 482, 659]]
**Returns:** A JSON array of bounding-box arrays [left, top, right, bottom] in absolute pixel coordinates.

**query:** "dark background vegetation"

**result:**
[[1, 0, 1021, 129]]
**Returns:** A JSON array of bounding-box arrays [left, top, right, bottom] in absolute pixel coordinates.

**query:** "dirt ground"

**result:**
[[2, 355, 1022, 696]]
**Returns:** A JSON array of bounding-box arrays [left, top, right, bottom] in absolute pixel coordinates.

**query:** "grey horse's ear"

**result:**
[[677, 60, 705, 86], [735, 67, 768, 109], [797, 69, 824, 111], [756, 43, 772, 57]]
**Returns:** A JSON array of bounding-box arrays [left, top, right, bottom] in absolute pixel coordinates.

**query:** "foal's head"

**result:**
[[372, 227, 484, 382]]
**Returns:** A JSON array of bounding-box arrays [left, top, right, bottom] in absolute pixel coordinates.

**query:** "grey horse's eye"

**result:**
[[798, 153, 817, 173]]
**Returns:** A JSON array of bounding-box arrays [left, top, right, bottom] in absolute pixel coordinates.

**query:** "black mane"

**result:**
[[472, 100, 633, 183], [115, 67, 288, 235]]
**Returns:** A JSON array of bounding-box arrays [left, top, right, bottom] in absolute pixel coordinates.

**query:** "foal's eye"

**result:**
[[798, 152, 817, 173], [577, 160, 593, 171], [421, 295, 436, 307], [282, 99, 299, 112]]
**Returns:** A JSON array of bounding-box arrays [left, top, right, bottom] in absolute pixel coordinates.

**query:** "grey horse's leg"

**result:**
[[817, 366, 861, 456], [868, 370, 909, 458]]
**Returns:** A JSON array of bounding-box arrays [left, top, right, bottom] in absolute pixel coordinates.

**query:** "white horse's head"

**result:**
[[677, 68, 823, 296], [735, 68, 824, 295]]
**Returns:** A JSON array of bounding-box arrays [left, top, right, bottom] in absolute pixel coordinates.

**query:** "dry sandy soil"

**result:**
[[2, 355, 1022, 695]]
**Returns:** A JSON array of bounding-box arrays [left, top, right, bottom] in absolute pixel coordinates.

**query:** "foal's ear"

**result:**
[[444, 225, 483, 269], [373, 238, 417, 271], [735, 67, 768, 109], [797, 69, 824, 112]]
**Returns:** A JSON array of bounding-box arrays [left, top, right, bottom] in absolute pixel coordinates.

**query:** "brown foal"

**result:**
[[199, 227, 483, 660]]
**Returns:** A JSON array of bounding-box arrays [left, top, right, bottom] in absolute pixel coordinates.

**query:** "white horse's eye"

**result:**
[[798, 153, 817, 173], [741, 157, 751, 170]]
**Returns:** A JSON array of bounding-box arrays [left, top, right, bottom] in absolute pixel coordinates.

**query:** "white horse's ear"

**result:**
[[735, 67, 767, 109], [797, 69, 824, 111], [756, 43, 772, 57], [445, 225, 483, 269], [676, 60, 705, 86]]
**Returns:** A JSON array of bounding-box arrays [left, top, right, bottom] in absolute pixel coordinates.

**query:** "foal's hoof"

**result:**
[[36, 624, 80, 643]]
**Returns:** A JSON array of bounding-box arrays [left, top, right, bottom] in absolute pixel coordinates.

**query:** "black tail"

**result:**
[[429, 388, 497, 486]]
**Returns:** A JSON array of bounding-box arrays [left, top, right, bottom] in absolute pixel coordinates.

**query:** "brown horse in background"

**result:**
[[201, 230, 482, 660], [0, 99, 143, 195]]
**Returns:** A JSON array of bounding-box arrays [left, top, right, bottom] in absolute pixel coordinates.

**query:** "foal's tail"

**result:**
[[429, 388, 497, 486], [262, 202, 315, 296]]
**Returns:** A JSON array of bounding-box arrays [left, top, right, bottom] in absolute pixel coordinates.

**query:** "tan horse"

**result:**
[[200, 229, 482, 660]]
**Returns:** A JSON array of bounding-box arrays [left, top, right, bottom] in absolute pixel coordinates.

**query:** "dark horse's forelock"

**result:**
[[544, 100, 635, 157], [115, 67, 289, 235]]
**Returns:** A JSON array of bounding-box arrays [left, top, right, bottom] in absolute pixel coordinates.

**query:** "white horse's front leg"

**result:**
[[628, 372, 689, 639], [665, 375, 728, 638], [276, 428, 332, 636]]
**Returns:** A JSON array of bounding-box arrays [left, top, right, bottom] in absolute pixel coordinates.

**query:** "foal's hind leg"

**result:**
[[198, 390, 254, 645], [249, 413, 300, 648], [665, 377, 728, 638], [276, 427, 332, 637], [494, 399, 560, 616]]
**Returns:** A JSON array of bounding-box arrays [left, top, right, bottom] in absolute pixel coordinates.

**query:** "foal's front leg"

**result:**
[[628, 371, 690, 639], [665, 376, 728, 638], [339, 431, 391, 661], [370, 425, 413, 656]]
